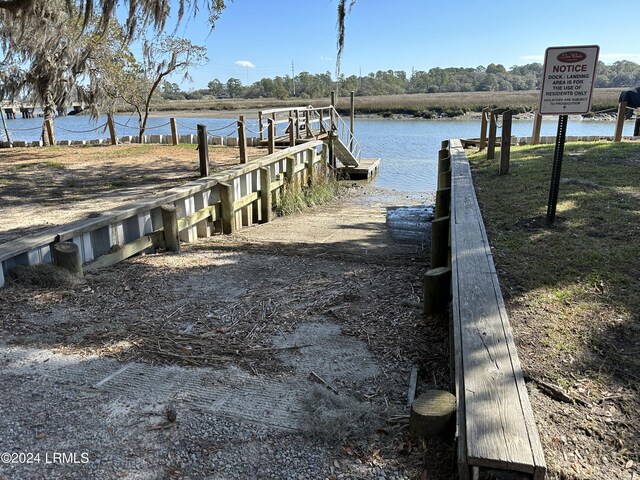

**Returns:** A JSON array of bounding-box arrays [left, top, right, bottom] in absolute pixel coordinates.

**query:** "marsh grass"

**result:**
[[468, 141, 640, 388], [150, 89, 622, 118], [276, 174, 344, 216]]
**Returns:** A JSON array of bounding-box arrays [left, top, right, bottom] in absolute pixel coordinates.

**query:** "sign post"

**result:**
[[539, 45, 599, 225]]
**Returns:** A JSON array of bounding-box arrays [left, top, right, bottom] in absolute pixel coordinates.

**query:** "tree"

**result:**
[[97, 35, 207, 140], [1, 0, 353, 125], [225, 78, 243, 98], [0, 1, 105, 144], [0, 1, 228, 40], [207, 79, 226, 97]]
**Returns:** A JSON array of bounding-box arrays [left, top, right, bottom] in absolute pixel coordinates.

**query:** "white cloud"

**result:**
[[320, 56, 333, 61], [234, 60, 255, 68]]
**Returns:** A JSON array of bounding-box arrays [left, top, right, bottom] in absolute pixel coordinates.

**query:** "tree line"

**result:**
[[163, 61, 640, 101]]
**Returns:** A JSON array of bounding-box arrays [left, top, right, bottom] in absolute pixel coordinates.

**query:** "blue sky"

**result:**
[[152, 0, 640, 90]]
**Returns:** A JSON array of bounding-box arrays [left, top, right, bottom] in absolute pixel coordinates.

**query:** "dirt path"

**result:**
[[0, 187, 455, 480]]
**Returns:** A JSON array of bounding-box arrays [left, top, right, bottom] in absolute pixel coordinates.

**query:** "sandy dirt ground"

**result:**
[[0, 144, 455, 479]]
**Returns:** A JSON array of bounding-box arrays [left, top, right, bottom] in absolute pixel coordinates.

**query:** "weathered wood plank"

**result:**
[[84, 233, 161, 272], [455, 219, 535, 472], [449, 139, 545, 478], [233, 191, 260, 211], [176, 205, 218, 232]]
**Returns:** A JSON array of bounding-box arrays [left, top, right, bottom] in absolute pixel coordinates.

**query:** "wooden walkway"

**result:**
[[257, 106, 366, 168], [438, 140, 546, 479]]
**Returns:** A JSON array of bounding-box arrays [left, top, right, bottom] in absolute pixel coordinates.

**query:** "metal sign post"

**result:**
[[539, 45, 599, 225], [546, 114, 568, 224]]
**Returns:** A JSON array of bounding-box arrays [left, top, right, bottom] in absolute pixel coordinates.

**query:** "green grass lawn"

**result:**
[[468, 141, 640, 478], [468, 141, 640, 386]]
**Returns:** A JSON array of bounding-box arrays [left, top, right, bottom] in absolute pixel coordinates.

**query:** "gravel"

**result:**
[[0, 347, 423, 480]]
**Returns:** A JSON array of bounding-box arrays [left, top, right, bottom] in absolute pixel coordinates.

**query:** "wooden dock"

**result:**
[[338, 158, 380, 180], [257, 105, 363, 169]]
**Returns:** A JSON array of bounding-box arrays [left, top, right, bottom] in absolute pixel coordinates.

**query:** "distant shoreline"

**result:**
[[145, 89, 623, 121]]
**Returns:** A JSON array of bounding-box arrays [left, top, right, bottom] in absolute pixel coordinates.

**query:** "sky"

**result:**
[[149, 0, 640, 90]]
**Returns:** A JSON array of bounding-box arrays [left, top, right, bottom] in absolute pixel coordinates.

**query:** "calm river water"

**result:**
[[3, 114, 636, 193]]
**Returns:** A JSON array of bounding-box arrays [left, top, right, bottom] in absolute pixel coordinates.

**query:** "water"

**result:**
[[3, 113, 636, 193]]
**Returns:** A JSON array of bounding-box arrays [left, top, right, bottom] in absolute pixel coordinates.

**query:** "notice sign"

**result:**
[[539, 45, 599, 115]]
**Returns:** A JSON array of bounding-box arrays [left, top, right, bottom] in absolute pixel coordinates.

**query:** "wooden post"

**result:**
[[438, 148, 450, 173], [614, 101, 627, 142], [259, 167, 273, 224], [319, 108, 325, 134], [330, 91, 336, 131], [107, 114, 117, 145], [430, 216, 450, 268], [349, 90, 355, 149], [437, 169, 451, 191], [1, 109, 12, 147], [286, 156, 297, 191], [306, 149, 315, 186], [160, 205, 180, 252], [532, 110, 543, 145], [45, 118, 54, 146], [238, 115, 248, 164], [258, 111, 264, 141], [499, 111, 512, 176], [409, 390, 456, 440], [170, 118, 179, 145], [434, 188, 451, 219], [321, 143, 328, 177], [53, 242, 83, 276], [219, 182, 236, 234], [487, 111, 497, 160], [305, 109, 312, 138], [423, 266, 451, 315], [288, 117, 295, 147], [197, 124, 210, 177], [328, 133, 336, 173], [268, 118, 275, 154], [294, 110, 300, 140], [479, 108, 489, 150]]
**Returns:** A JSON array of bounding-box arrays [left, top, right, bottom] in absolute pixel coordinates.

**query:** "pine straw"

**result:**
[[300, 385, 383, 441], [8, 263, 82, 288]]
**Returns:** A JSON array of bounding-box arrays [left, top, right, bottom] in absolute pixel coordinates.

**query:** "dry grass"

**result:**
[[149, 89, 623, 118], [8, 264, 82, 288], [300, 385, 383, 441]]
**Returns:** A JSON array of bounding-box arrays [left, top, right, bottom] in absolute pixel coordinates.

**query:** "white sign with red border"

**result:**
[[539, 45, 600, 115]]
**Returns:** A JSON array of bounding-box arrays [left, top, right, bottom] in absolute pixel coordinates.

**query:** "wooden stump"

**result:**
[[423, 266, 451, 315], [409, 390, 456, 440], [161, 205, 180, 252], [53, 242, 83, 276]]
